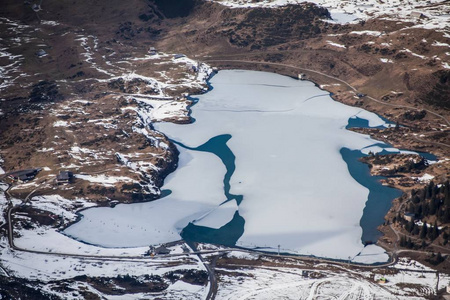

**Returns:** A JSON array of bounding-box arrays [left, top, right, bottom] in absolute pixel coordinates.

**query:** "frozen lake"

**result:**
[[65, 70, 405, 263]]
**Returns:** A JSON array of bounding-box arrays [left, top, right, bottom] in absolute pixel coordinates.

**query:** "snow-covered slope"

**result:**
[[213, 0, 450, 30]]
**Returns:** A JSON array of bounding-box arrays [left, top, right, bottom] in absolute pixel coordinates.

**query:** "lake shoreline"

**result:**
[[64, 70, 418, 264]]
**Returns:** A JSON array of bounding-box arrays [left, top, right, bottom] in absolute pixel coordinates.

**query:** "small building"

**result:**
[[173, 54, 185, 59], [298, 73, 306, 80], [154, 244, 171, 255], [404, 213, 416, 222], [8, 168, 41, 183], [188, 64, 198, 73], [56, 171, 73, 184], [32, 3, 41, 12], [35, 49, 47, 57], [149, 47, 157, 55], [109, 200, 119, 208], [378, 277, 388, 284], [147, 244, 171, 256], [411, 12, 425, 19]]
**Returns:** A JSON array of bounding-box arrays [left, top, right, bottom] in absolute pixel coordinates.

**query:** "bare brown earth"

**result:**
[[0, 0, 450, 275]]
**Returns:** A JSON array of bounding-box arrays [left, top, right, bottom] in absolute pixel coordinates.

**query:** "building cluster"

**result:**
[[6, 168, 41, 183], [3, 169, 74, 185]]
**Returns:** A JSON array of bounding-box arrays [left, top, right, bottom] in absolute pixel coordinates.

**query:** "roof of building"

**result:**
[[18, 174, 30, 181], [154, 245, 170, 254], [8, 168, 40, 178], [57, 171, 73, 181], [35, 49, 47, 57]]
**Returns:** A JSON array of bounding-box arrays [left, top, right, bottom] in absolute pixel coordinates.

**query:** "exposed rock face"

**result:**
[[226, 4, 330, 49], [420, 70, 450, 110], [29, 81, 64, 103]]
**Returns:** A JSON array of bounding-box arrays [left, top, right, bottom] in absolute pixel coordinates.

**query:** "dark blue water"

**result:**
[[341, 148, 402, 244], [165, 98, 432, 249], [170, 135, 245, 246], [348, 116, 438, 162], [346, 116, 395, 129], [171, 133, 405, 247]]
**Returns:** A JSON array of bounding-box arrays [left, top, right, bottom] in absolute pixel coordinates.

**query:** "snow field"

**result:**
[[64, 147, 227, 247], [212, 0, 450, 30]]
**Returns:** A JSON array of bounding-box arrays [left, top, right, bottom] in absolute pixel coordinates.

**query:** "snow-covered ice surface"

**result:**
[[65, 147, 227, 247], [66, 70, 400, 263], [212, 0, 450, 29], [352, 244, 389, 264], [155, 70, 392, 262], [193, 199, 238, 229]]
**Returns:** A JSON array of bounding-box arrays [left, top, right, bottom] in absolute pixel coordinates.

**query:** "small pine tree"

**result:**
[[421, 240, 427, 248], [420, 222, 428, 239], [443, 231, 449, 245], [444, 181, 450, 206], [430, 198, 437, 215], [413, 224, 420, 235], [406, 219, 415, 232], [436, 252, 444, 264], [400, 235, 406, 247], [427, 181, 435, 199], [422, 188, 427, 200], [407, 237, 414, 249], [431, 221, 439, 240], [443, 208, 450, 223], [415, 204, 423, 217], [422, 203, 429, 216]]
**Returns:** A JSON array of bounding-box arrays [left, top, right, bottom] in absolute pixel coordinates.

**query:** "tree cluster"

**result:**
[[395, 181, 450, 246], [405, 181, 450, 224], [403, 219, 441, 241]]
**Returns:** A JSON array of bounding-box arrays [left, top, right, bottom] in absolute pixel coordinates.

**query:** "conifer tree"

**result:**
[[431, 221, 439, 240], [430, 198, 437, 215], [400, 235, 406, 247], [427, 181, 434, 199], [413, 224, 420, 235], [421, 240, 427, 248], [420, 222, 428, 239], [445, 181, 450, 206], [406, 219, 415, 232], [407, 237, 413, 249], [436, 252, 444, 264]]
